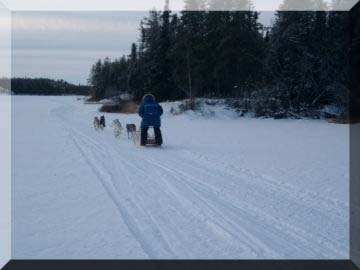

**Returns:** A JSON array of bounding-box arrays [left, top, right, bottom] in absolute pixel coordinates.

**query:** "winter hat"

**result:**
[[142, 93, 156, 102]]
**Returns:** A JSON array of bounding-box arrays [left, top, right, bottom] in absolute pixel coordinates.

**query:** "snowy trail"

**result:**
[[114, 144, 346, 258], [12, 96, 349, 259], [70, 132, 175, 258]]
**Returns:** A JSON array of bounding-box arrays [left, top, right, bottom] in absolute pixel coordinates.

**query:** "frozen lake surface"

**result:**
[[12, 96, 349, 259]]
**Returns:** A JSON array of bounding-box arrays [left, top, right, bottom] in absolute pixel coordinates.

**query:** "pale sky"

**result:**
[[11, 11, 274, 85], [12, 12, 147, 84], [2, 0, 354, 11]]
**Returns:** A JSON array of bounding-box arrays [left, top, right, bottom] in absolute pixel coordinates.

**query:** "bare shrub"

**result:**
[[99, 101, 137, 114]]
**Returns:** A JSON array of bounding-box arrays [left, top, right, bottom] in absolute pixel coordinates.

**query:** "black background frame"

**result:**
[[2, 2, 360, 269]]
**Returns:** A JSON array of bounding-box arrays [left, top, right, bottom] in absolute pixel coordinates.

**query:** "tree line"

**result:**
[[3, 78, 90, 96], [88, 0, 350, 117]]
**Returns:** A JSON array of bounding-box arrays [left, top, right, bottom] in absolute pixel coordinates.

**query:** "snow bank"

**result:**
[[163, 99, 239, 120]]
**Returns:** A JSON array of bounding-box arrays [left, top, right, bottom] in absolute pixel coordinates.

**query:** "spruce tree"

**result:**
[[327, 9, 351, 112]]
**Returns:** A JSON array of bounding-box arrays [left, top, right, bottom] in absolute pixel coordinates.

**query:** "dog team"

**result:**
[[92, 94, 163, 146], [93, 115, 137, 139]]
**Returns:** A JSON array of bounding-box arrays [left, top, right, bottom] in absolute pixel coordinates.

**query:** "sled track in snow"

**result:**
[[49, 99, 348, 259], [147, 157, 346, 257], [52, 102, 267, 257], [52, 104, 175, 258], [115, 148, 347, 258], [68, 129, 176, 259], [144, 150, 348, 233], [68, 129, 267, 258], [177, 149, 348, 216]]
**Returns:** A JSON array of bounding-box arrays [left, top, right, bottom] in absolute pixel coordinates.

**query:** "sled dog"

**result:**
[[126, 124, 136, 139], [93, 117, 100, 130], [112, 119, 123, 138], [99, 115, 106, 130]]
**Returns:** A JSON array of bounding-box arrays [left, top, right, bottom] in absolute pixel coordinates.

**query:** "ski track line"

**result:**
[[108, 149, 262, 257], [148, 148, 348, 238], [165, 150, 349, 255], [71, 128, 245, 258], [110, 146, 278, 257], [132, 152, 347, 258], [180, 149, 348, 211], [52, 103, 176, 258], [156, 151, 347, 243], [102, 141, 177, 258], [112, 147, 305, 257], [68, 128, 176, 259], [173, 149, 348, 218], [144, 159, 328, 257]]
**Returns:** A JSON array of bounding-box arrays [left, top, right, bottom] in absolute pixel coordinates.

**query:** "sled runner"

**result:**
[[132, 131, 141, 145], [132, 126, 161, 147], [146, 128, 157, 146]]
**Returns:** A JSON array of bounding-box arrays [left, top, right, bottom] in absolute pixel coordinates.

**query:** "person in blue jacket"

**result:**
[[138, 94, 163, 146]]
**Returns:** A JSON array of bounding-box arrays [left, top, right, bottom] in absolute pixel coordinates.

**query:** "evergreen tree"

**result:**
[[128, 43, 142, 98], [87, 2, 351, 117], [141, 10, 163, 97], [267, 9, 319, 111], [327, 10, 351, 112], [88, 59, 105, 100], [156, 9, 177, 100], [173, 9, 207, 107]]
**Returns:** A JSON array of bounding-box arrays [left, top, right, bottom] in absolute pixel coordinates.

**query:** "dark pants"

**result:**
[[141, 127, 162, 145]]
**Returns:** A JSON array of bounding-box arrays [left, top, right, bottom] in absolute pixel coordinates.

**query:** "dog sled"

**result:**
[[132, 126, 161, 147]]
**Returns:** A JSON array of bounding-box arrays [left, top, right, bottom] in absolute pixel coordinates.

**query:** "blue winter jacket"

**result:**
[[138, 95, 163, 128]]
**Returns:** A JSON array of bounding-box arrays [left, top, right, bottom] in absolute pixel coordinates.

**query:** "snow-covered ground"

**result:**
[[0, 95, 11, 267], [12, 96, 349, 259]]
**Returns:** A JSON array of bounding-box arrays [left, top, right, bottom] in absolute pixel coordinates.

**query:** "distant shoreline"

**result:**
[[1, 78, 90, 96]]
